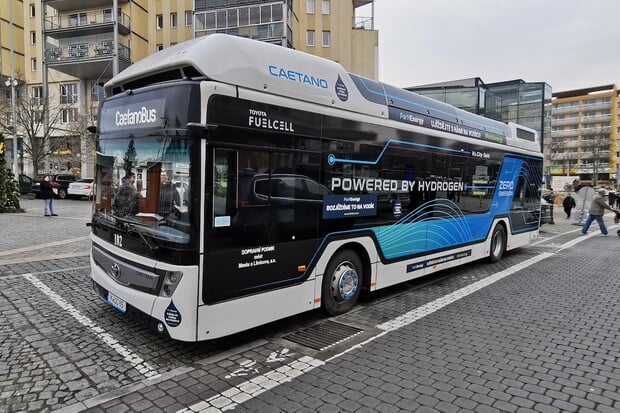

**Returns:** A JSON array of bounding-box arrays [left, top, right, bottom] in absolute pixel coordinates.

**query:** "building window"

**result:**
[[30, 31, 36, 45], [69, 12, 87, 26], [307, 30, 315, 46], [170, 12, 177, 28], [322, 30, 331, 47], [103, 9, 112, 22], [91, 83, 105, 102], [62, 108, 79, 123], [185, 10, 193, 26], [156, 14, 163, 29], [307, 0, 315, 14], [322, 0, 330, 14], [31, 58, 37, 71], [156, 44, 164, 51], [60, 83, 78, 104], [31, 86, 43, 105], [30, 3, 35, 17]]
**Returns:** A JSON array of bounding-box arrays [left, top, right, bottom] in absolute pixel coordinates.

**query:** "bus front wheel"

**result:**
[[322, 250, 363, 316], [489, 224, 506, 263]]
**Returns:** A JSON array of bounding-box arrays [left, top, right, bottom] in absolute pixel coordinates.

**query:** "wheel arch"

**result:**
[[332, 241, 373, 291]]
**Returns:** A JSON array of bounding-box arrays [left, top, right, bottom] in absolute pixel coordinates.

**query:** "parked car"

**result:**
[[68, 178, 94, 199], [16, 174, 34, 195], [32, 173, 78, 199]]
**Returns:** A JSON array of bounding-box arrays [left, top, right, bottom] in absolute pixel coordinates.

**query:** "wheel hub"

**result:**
[[331, 263, 359, 301]]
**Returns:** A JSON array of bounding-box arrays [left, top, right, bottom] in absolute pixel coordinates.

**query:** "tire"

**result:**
[[489, 224, 506, 263], [322, 249, 363, 316], [58, 188, 67, 199]]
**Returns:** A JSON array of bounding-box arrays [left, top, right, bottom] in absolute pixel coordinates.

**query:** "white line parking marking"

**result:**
[[23, 273, 159, 379], [179, 253, 555, 412], [0, 236, 90, 257], [376, 253, 552, 331]]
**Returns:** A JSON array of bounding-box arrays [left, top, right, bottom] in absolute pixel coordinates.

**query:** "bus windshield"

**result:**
[[92, 135, 193, 251]]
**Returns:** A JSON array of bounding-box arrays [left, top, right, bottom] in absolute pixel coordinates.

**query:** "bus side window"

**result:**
[[213, 148, 238, 224]]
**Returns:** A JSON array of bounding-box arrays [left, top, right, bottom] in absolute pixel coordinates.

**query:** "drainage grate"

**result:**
[[283, 320, 363, 351]]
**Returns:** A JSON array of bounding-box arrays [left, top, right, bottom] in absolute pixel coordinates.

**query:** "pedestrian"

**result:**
[[562, 194, 576, 219], [581, 189, 618, 236], [40, 175, 58, 217]]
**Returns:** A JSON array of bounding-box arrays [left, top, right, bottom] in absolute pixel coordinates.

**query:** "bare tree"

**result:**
[[61, 106, 97, 177], [0, 88, 69, 176]]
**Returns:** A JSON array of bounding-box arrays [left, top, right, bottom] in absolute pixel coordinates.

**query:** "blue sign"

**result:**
[[323, 194, 377, 219]]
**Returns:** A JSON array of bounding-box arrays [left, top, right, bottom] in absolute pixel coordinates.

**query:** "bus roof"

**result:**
[[105, 34, 540, 152]]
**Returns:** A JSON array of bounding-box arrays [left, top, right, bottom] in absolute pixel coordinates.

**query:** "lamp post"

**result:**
[[4, 77, 18, 175]]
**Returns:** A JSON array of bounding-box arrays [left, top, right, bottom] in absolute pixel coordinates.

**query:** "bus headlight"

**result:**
[[160, 271, 183, 297]]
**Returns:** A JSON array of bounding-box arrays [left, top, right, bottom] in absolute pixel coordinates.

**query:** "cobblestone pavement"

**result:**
[[1, 198, 620, 412]]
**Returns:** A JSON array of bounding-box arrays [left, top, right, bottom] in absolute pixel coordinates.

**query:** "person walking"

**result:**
[[562, 194, 576, 219], [581, 189, 618, 236], [40, 175, 57, 217]]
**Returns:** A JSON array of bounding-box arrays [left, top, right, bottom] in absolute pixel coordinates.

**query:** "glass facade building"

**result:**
[[407, 78, 552, 181], [407, 78, 552, 152]]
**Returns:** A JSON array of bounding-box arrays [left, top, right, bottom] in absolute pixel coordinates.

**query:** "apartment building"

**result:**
[[1, 0, 377, 177], [549, 85, 619, 189], [193, 0, 377, 79]]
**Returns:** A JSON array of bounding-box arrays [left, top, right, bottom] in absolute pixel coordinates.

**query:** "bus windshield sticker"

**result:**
[[323, 194, 377, 219], [214, 216, 231, 227]]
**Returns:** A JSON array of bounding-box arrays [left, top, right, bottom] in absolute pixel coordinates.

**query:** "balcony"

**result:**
[[551, 116, 580, 126], [581, 101, 611, 111], [551, 129, 579, 138], [45, 41, 130, 79], [581, 114, 611, 123], [44, 9, 130, 37], [552, 105, 579, 114], [581, 126, 611, 135], [353, 16, 373, 30]]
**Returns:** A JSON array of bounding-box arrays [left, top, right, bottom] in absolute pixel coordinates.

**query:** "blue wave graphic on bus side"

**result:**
[[371, 199, 489, 259]]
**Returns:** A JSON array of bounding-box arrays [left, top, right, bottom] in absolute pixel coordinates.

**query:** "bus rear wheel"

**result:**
[[489, 224, 506, 263], [322, 250, 363, 316]]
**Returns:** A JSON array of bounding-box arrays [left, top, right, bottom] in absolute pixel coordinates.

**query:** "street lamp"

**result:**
[[4, 77, 18, 175]]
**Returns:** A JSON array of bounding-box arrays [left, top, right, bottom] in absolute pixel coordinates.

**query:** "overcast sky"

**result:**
[[367, 0, 620, 92]]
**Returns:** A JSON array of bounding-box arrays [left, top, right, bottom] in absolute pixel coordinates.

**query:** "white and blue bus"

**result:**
[[90, 34, 543, 341]]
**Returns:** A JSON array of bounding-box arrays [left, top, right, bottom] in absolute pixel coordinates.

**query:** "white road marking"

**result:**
[[179, 251, 558, 412], [23, 273, 159, 379], [376, 253, 553, 331], [0, 236, 90, 257]]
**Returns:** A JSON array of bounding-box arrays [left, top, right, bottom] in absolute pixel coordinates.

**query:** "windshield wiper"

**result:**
[[111, 215, 159, 252]]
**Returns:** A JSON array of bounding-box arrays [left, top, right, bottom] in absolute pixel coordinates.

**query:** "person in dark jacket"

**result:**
[[159, 171, 181, 216], [40, 175, 57, 217], [113, 176, 140, 216], [562, 194, 576, 219]]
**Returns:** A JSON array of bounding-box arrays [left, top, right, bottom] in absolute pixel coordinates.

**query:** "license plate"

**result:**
[[106, 291, 127, 313]]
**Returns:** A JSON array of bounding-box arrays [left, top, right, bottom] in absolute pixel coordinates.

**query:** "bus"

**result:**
[[89, 34, 544, 341]]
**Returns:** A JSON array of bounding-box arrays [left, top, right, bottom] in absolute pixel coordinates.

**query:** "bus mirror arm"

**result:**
[[187, 122, 217, 137]]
